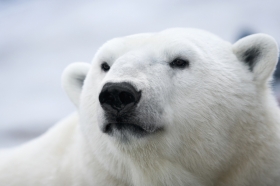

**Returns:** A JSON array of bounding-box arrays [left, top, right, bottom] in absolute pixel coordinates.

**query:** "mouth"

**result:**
[[102, 122, 158, 137]]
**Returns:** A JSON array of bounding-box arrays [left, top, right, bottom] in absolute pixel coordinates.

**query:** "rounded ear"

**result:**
[[62, 62, 91, 108], [233, 34, 279, 85]]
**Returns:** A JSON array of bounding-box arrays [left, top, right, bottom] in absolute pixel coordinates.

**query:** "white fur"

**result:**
[[1, 28, 280, 186]]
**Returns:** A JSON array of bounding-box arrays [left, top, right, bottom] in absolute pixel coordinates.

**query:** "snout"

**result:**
[[98, 82, 163, 138], [99, 82, 141, 113], [99, 82, 144, 136]]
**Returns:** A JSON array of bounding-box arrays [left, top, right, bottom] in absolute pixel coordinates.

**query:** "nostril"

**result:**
[[119, 91, 135, 105], [107, 93, 114, 102], [99, 91, 110, 104]]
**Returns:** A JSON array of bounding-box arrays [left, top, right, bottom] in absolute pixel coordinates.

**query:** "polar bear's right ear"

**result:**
[[62, 62, 91, 108], [233, 34, 279, 85]]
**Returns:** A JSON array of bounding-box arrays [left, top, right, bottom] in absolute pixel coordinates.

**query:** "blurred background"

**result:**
[[1, 0, 280, 148]]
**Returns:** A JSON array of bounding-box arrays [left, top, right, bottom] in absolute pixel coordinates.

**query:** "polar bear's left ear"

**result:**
[[233, 34, 279, 85], [62, 62, 91, 108]]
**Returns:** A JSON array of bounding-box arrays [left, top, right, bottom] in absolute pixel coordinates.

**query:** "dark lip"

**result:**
[[102, 122, 161, 136], [103, 122, 146, 133]]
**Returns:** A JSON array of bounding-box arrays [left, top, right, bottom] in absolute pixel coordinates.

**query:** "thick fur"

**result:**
[[1, 28, 280, 186]]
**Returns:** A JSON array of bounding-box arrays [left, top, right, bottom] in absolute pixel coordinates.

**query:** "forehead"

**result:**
[[96, 28, 230, 61]]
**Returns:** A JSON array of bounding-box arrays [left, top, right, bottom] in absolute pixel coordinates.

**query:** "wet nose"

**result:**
[[99, 82, 141, 112]]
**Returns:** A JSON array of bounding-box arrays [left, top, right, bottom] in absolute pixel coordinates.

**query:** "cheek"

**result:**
[[80, 72, 103, 120], [96, 106, 106, 128], [141, 87, 176, 130]]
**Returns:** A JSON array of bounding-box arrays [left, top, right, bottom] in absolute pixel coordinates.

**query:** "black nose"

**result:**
[[99, 82, 141, 113]]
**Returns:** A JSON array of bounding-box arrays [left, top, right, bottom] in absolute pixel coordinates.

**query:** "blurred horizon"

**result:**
[[1, 0, 280, 147]]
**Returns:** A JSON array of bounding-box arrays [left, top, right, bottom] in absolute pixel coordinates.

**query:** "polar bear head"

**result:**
[[62, 28, 279, 156]]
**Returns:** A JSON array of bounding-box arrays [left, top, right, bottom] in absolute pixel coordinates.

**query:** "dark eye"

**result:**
[[101, 62, 110, 72], [170, 58, 189, 69]]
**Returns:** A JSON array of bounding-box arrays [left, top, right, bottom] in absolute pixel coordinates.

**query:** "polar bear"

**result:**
[[1, 28, 280, 186]]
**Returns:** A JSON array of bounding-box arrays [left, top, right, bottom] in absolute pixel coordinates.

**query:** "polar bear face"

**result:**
[[63, 28, 279, 152]]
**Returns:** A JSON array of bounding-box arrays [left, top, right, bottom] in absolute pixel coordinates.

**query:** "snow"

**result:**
[[0, 0, 280, 147]]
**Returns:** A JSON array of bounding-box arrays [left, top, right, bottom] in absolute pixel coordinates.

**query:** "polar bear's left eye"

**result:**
[[101, 62, 110, 72], [170, 58, 189, 69]]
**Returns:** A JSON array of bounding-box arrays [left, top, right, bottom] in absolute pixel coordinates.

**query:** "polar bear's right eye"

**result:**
[[170, 58, 189, 69], [101, 62, 110, 72]]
